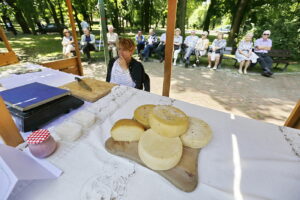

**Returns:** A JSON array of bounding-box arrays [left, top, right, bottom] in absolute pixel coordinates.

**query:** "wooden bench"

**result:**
[[222, 48, 297, 71], [220, 47, 237, 68], [268, 49, 297, 71]]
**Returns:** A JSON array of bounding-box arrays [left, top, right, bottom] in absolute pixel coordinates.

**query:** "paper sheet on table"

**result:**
[[0, 144, 62, 200]]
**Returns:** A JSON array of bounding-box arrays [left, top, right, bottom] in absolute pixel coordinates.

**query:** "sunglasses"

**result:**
[[263, 34, 270, 35]]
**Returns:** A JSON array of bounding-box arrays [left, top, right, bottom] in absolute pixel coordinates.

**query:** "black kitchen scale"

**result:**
[[7, 95, 84, 132]]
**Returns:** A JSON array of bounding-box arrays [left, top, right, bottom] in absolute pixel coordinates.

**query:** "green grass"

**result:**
[[1, 31, 299, 72]]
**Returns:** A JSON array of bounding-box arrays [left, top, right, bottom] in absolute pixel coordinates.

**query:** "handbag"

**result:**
[[174, 45, 180, 50]]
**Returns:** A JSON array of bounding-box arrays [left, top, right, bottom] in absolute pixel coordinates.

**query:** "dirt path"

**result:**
[[83, 59, 300, 126]]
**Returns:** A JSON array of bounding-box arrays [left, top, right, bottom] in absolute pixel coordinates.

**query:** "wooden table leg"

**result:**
[[0, 97, 24, 147]]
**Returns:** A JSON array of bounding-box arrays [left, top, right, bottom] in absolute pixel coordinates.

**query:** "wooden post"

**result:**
[[66, 0, 83, 76], [0, 25, 13, 52], [99, 0, 110, 66], [0, 25, 19, 67], [162, 0, 178, 97], [0, 97, 24, 147], [285, 100, 300, 129]]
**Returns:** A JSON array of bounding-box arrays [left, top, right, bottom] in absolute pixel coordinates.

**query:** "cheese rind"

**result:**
[[111, 119, 145, 142], [149, 105, 189, 138], [133, 104, 156, 129], [138, 129, 183, 170], [180, 117, 212, 148]]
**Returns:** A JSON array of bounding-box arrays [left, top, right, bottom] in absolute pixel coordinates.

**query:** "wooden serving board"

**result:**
[[105, 137, 200, 192], [60, 78, 115, 102]]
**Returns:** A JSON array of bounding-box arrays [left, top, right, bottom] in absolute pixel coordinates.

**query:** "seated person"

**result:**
[[106, 38, 149, 91], [207, 32, 226, 70], [107, 25, 119, 58], [183, 30, 199, 67], [173, 28, 183, 66], [254, 30, 273, 77], [136, 31, 145, 58], [80, 28, 96, 62], [61, 29, 75, 58], [155, 32, 166, 62], [193, 31, 209, 67], [141, 29, 158, 62], [235, 33, 258, 74]]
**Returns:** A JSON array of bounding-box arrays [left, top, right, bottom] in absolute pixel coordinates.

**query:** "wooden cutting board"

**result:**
[[105, 137, 200, 192], [60, 78, 115, 102]]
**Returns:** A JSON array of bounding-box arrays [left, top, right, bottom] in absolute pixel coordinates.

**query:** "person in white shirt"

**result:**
[[193, 31, 209, 67], [80, 28, 96, 63], [173, 28, 183, 66], [155, 32, 166, 62], [107, 25, 119, 58], [61, 29, 75, 58], [207, 32, 227, 69], [141, 29, 158, 62], [135, 31, 145, 57], [183, 30, 199, 67]]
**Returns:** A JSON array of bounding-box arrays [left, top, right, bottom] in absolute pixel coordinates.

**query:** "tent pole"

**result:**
[[66, 0, 83, 76], [0, 25, 13, 52], [162, 0, 178, 97], [0, 97, 24, 147]]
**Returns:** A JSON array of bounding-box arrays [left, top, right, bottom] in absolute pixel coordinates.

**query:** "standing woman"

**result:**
[[235, 33, 259, 74], [173, 28, 183, 66], [207, 32, 226, 69], [61, 29, 75, 58], [106, 38, 149, 91]]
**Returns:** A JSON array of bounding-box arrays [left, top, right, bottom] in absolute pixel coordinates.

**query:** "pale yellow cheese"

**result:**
[[180, 117, 212, 148], [111, 119, 145, 142], [148, 105, 189, 138], [138, 129, 183, 170], [133, 104, 156, 129]]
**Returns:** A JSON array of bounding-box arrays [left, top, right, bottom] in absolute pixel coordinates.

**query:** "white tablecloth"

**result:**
[[1, 63, 300, 200]]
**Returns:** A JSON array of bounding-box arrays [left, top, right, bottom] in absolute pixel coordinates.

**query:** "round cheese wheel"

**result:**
[[138, 129, 183, 170], [133, 104, 156, 129], [111, 119, 145, 142], [180, 117, 212, 148], [148, 105, 189, 138]]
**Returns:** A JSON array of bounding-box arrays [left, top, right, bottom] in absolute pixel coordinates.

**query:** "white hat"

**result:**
[[263, 30, 271, 35]]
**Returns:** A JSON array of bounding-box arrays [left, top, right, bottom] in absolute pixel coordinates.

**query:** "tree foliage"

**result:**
[[0, 0, 299, 60]]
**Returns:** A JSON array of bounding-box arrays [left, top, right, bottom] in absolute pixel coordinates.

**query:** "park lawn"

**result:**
[[1, 32, 299, 73]]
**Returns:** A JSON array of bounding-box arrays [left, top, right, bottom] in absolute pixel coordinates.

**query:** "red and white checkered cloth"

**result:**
[[27, 129, 50, 144]]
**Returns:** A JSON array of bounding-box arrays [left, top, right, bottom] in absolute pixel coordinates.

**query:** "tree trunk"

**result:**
[[144, 0, 150, 32], [176, 0, 187, 38], [202, 0, 216, 32], [112, 0, 120, 33], [4, 0, 31, 34], [227, 0, 251, 48], [140, 2, 144, 31], [47, 0, 62, 34], [57, 0, 65, 25], [72, 5, 83, 35], [39, 0, 50, 24]]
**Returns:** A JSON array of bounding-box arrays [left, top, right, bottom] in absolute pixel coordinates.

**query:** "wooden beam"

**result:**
[[66, 0, 83, 76], [0, 25, 13, 52], [285, 100, 300, 130], [0, 52, 19, 67], [0, 97, 24, 147], [162, 0, 177, 97], [40, 57, 80, 75]]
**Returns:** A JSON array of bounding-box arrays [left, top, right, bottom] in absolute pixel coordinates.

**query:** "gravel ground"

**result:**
[[82, 58, 300, 126]]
